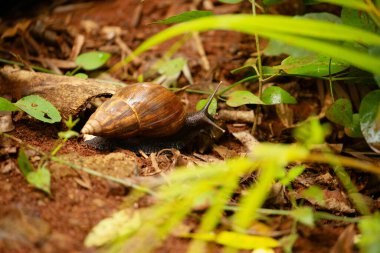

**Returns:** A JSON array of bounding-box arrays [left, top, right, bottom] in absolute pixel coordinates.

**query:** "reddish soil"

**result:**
[[0, 1, 378, 253]]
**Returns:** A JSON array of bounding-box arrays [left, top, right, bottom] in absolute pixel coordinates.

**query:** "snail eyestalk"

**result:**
[[201, 81, 225, 133]]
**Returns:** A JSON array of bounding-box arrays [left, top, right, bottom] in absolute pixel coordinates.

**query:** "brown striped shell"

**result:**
[[81, 83, 186, 138]]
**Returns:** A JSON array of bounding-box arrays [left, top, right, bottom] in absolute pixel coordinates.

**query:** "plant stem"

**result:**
[[306, 153, 380, 176], [225, 206, 360, 223], [250, 0, 263, 98], [328, 58, 335, 102], [250, 0, 264, 135]]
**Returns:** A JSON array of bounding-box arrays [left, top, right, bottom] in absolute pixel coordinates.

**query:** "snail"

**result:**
[[81, 82, 224, 153]]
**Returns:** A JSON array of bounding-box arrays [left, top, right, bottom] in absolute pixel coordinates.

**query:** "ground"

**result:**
[[0, 0, 379, 253]]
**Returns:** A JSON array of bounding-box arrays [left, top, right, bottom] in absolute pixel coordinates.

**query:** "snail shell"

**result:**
[[81, 83, 186, 138]]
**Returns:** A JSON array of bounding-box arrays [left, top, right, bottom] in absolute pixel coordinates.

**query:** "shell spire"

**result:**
[[81, 119, 102, 135]]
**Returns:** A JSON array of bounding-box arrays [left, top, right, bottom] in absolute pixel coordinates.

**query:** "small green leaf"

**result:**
[[74, 73, 88, 79], [293, 117, 331, 147], [154, 57, 188, 87], [196, 98, 218, 116], [65, 115, 80, 129], [76, 51, 111, 71], [280, 233, 299, 253], [58, 130, 79, 140], [15, 95, 61, 123], [298, 12, 342, 24], [279, 165, 305, 186], [17, 149, 51, 195], [26, 167, 51, 195], [303, 185, 325, 206], [215, 231, 279, 249], [275, 55, 350, 77], [264, 39, 312, 57], [290, 207, 315, 227], [158, 57, 186, 76], [262, 66, 279, 75], [345, 113, 362, 137], [17, 148, 33, 176], [326, 98, 353, 127], [262, 86, 297, 105], [359, 90, 380, 152], [155, 11, 213, 24], [0, 97, 19, 111], [227, 91, 263, 107]]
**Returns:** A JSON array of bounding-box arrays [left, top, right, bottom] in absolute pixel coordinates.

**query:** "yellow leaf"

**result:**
[[215, 231, 279, 249], [84, 208, 141, 247]]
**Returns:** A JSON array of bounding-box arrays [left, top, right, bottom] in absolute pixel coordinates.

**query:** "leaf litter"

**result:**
[[0, 1, 379, 253]]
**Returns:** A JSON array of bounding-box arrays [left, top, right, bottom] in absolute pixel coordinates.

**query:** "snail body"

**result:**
[[81, 82, 223, 152]]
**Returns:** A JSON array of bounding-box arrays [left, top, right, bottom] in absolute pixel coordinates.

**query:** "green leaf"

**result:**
[[293, 117, 331, 147], [345, 113, 363, 137], [17, 148, 33, 176], [369, 46, 380, 88], [358, 212, 380, 253], [65, 115, 80, 129], [75, 51, 111, 71], [375, 75, 380, 88], [280, 233, 299, 253], [215, 231, 279, 249], [0, 97, 19, 111], [158, 58, 185, 74], [74, 73, 88, 79], [279, 165, 305, 186], [58, 130, 79, 140], [156, 57, 187, 86], [298, 12, 342, 23], [218, 0, 243, 3], [17, 149, 51, 195], [359, 90, 380, 152], [275, 55, 350, 77], [313, 0, 369, 11], [262, 66, 279, 75], [15, 95, 61, 123], [261, 86, 297, 105], [341, 7, 377, 33], [196, 98, 218, 116], [326, 98, 353, 127], [264, 39, 312, 57], [302, 185, 326, 206], [154, 11, 213, 24], [264, 12, 342, 57], [226, 91, 263, 107], [290, 207, 315, 227], [26, 167, 51, 195], [121, 14, 380, 75]]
